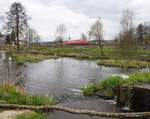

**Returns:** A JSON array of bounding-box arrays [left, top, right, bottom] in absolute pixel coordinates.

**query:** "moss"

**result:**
[[0, 84, 56, 106]]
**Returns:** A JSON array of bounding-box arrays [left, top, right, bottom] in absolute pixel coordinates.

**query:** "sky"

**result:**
[[0, 0, 150, 42]]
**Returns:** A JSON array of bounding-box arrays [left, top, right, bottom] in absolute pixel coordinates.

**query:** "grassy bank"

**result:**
[[12, 53, 58, 65], [82, 72, 150, 97], [97, 59, 150, 68], [3, 46, 150, 67], [0, 84, 56, 106], [23, 46, 150, 61]]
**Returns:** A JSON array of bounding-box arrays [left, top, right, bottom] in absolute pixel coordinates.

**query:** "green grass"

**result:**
[[12, 53, 58, 65], [3, 46, 150, 67], [16, 112, 46, 119], [124, 72, 150, 85], [97, 59, 150, 68], [82, 76, 124, 96], [82, 72, 150, 97], [0, 84, 56, 106]]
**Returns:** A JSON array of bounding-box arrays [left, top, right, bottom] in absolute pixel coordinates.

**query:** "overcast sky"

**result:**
[[0, 0, 150, 41]]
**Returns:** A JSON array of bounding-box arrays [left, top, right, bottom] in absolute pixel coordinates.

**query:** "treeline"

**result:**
[[0, 2, 150, 52], [0, 2, 40, 50]]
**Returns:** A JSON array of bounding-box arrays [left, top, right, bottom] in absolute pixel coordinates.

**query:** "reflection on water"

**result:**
[[0, 51, 23, 85]]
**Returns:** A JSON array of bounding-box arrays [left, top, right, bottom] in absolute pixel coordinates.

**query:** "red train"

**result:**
[[63, 39, 89, 45]]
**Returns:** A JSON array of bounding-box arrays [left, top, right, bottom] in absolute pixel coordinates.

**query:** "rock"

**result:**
[[0, 110, 31, 119], [131, 84, 150, 112], [117, 85, 131, 107]]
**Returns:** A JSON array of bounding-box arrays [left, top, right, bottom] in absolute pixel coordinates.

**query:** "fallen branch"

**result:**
[[0, 104, 149, 118]]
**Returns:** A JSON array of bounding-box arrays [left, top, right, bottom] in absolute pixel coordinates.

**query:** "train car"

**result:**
[[63, 39, 89, 45]]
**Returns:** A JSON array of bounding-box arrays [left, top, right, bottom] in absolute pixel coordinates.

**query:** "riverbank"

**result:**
[[4, 46, 149, 68], [0, 84, 56, 106], [97, 59, 150, 68], [0, 84, 55, 119], [82, 72, 150, 97]]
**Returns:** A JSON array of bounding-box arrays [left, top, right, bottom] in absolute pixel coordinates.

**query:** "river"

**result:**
[[0, 51, 149, 119]]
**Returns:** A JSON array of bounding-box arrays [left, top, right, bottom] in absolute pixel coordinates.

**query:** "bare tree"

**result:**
[[56, 24, 66, 42], [81, 33, 87, 40], [120, 9, 135, 33], [89, 18, 104, 57], [117, 9, 137, 59], [4, 2, 29, 50]]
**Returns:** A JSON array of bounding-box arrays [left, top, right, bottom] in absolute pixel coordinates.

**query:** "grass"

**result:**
[[124, 72, 150, 85], [82, 76, 124, 96], [2, 45, 149, 67], [82, 72, 150, 97], [12, 53, 58, 65], [97, 59, 150, 68], [0, 84, 56, 106], [16, 112, 46, 119]]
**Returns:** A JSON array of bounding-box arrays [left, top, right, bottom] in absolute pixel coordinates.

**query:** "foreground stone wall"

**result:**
[[131, 85, 150, 112], [117, 85, 150, 112]]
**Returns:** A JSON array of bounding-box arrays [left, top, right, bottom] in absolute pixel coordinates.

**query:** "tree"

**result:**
[[81, 33, 87, 40], [136, 24, 144, 44], [10, 30, 16, 44], [68, 36, 71, 41], [89, 18, 103, 57], [117, 9, 137, 59], [4, 2, 29, 50], [25, 27, 40, 45], [55, 24, 66, 42], [143, 22, 150, 45]]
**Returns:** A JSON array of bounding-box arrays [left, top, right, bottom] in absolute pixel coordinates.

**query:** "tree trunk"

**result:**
[[0, 104, 149, 118], [16, 5, 20, 51], [98, 36, 103, 58]]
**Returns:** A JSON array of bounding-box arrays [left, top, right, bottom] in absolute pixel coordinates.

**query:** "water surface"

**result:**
[[0, 52, 149, 119]]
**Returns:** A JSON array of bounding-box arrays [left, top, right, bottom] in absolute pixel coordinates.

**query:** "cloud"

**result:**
[[0, 0, 150, 41]]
